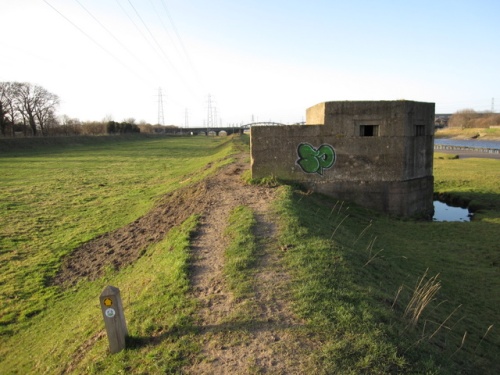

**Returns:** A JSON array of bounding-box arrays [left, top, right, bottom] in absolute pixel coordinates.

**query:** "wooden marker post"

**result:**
[[99, 285, 128, 354]]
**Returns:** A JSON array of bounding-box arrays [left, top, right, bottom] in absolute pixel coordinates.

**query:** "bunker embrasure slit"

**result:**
[[359, 124, 379, 137]]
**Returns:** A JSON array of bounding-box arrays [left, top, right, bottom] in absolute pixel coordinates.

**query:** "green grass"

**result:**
[[270, 154, 500, 374], [274, 188, 409, 374], [0, 135, 498, 373], [434, 152, 459, 160], [0, 135, 234, 337], [224, 205, 258, 299], [0, 214, 200, 374], [434, 156, 500, 221], [435, 127, 500, 139]]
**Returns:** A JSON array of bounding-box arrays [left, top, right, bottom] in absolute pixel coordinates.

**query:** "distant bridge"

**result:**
[[154, 122, 302, 136], [156, 126, 242, 136], [434, 144, 500, 154], [241, 122, 288, 129]]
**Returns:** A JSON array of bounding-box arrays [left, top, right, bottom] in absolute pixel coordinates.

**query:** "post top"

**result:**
[[100, 285, 120, 298]]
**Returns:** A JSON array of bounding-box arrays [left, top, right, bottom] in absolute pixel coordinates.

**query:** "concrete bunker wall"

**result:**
[[251, 100, 435, 218]]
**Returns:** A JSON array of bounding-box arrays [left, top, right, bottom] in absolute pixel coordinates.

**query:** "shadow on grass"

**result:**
[[125, 318, 304, 350], [281, 188, 500, 374]]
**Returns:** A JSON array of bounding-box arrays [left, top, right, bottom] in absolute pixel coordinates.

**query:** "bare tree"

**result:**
[[448, 109, 478, 129], [12, 83, 36, 135], [12, 83, 59, 136], [58, 115, 82, 135], [0, 82, 18, 137], [123, 117, 136, 124], [33, 86, 60, 135], [0, 83, 9, 136]]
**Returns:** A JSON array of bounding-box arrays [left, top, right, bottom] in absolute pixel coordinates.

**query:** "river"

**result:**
[[434, 138, 500, 150]]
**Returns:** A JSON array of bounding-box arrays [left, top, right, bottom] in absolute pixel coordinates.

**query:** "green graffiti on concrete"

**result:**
[[297, 143, 336, 175]]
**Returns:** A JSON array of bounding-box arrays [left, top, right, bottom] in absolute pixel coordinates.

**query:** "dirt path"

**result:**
[[53, 149, 315, 373], [185, 155, 312, 374]]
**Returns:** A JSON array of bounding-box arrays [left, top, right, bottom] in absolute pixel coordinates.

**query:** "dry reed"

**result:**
[[403, 269, 441, 327]]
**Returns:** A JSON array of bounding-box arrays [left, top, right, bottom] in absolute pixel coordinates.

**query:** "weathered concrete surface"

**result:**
[[251, 100, 435, 218]]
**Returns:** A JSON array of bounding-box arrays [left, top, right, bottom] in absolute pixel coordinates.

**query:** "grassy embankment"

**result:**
[[0, 135, 235, 373], [272, 152, 499, 373], [232, 147, 500, 373], [435, 126, 500, 140], [0, 135, 498, 373], [224, 205, 258, 299]]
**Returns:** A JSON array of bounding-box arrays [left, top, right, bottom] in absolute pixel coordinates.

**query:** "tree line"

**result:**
[[448, 109, 500, 129], [0, 82, 59, 137], [0, 81, 172, 137]]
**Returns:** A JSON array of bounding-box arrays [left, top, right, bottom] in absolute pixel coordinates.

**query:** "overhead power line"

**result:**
[[123, 0, 199, 98], [43, 0, 151, 85], [115, 0, 190, 103], [126, 0, 176, 69], [115, 0, 159, 60], [44, 0, 205, 123], [74, 0, 156, 82], [158, 0, 203, 87], [148, 0, 180, 57]]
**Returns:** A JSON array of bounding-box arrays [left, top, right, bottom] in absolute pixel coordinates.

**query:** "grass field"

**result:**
[[0, 135, 234, 336], [435, 127, 500, 140], [274, 179, 499, 373], [0, 135, 498, 374]]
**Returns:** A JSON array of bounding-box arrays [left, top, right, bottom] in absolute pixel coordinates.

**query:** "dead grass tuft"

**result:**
[[403, 269, 441, 327]]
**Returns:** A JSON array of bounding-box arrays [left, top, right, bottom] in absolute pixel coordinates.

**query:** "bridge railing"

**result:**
[[434, 144, 500, 154], [241, 122, 303, 129]]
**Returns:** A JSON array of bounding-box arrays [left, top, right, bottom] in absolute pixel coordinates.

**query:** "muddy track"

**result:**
[[185, 156, 312, 374], [52, 179, 212, 287]]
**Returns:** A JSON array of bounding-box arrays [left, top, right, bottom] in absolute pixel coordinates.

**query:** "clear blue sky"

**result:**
[[2, 0, 499, 126]]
